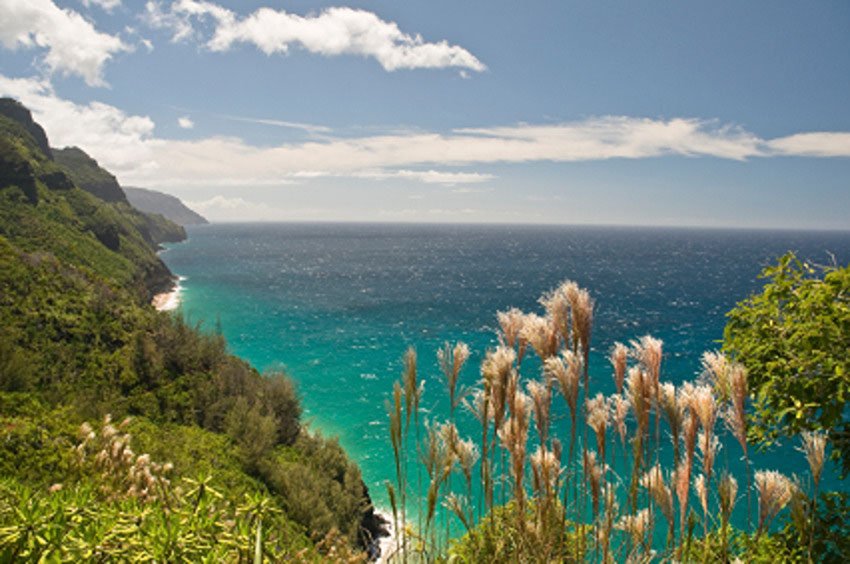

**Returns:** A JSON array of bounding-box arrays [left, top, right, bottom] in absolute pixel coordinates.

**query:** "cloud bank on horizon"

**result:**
[[3, 74, 848, 191], [0, 0, 848, 227]]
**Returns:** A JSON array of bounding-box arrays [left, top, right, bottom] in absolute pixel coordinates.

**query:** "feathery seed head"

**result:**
[[610, 342, 628, 394], [545, 350, 581, 419], [695, 474, 709, 517], [632, 335, 663, 396], [402, 347, 419, 425], [456, 436, 479, 485], [521, 313, 560, 360], [463, 389, 488, 424], [626, 366, 651, 433], [612, 394, 630, 447], [102, 424, 118, 440], [584, 449, 605, 517], [697, 430, 720, 481], [568, 286, 594, 360], [799, 431, 826, 487], [730, 362, 747, 402], [701, 351, 732, 402], [616, 509, 651, 545], [527, 378, 552, 444], [718, 472, 739, 522], [755, 470, 794, 532], [438, 341, 470, 411], [587, 393, 610, 459], [691, 385, 717, 433], [79, 422, 93, 439], [673, 460, 690, 527], [497, 307, 526, 350], [482, 346, 515, 428], [531, 445, 560, 496], [641, 464, 674, 525], [540, 283, 571, 345]]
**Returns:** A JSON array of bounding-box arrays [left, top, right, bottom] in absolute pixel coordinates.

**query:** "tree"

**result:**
[[724, 253, 850, 474]]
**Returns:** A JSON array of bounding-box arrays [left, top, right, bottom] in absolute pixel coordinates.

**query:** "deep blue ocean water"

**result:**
[[160, 223, 850, 535]]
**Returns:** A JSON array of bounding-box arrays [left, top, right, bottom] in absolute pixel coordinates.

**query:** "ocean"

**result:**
[[159, 222, 850, 537]]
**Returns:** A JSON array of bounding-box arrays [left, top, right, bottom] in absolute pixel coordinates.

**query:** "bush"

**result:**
[[724, 253, 850, 473]]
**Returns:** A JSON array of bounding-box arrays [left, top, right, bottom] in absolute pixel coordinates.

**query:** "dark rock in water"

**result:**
[[0, 98, 53, 160], [358, 481, 390, 561], [39, 171, 74, 191]]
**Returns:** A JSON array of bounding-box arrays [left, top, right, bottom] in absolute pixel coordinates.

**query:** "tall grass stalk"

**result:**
[[379, 279, 820, 562]]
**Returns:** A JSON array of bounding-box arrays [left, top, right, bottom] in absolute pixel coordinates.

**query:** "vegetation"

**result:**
[[383, 276, 848, 562], [0, 98, 377, 560], [725, 253, 850, 475], [53, 146, 128, 204]]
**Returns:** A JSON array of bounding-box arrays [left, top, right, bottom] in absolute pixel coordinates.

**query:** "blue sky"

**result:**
[[1, 0, 849, 228]]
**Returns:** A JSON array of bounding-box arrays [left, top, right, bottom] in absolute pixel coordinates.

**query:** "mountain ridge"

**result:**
[[124, 186, 208, 226]]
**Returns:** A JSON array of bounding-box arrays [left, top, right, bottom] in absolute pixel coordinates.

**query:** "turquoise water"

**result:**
[[160, 223, 849, 533]]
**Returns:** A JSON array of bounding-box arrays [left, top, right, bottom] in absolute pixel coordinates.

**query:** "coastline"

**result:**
[[151, 275, 185, 311], [375, 508, 397, 563]]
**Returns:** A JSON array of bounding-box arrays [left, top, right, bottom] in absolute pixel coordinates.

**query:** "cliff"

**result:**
[[124, 186, 208, 226]]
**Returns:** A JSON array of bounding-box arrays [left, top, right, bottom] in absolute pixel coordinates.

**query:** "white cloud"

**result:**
[[3, 73, 849, 192], [177, 116, 194, 129], [0, 0, 128, 86], [144, 1, 486, 73], [767, 132, 850, 158], [0, 75, 156, 173], [81, 0, 121, 11]]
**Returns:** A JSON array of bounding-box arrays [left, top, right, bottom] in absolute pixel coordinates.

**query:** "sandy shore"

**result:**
[[151, 276, 185, 311]]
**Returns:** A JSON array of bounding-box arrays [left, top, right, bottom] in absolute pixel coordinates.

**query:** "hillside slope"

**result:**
[[125, 186, 208, 226], [0, 98, 381, 560]]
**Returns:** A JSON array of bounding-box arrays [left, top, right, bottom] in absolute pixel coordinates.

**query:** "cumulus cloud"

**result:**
[[144, 0, 486, 72], [0, 75, 156, 174], [177, 116, 194, 129], [80, 0, 121, 11], [3, 73, 850, 191], [0, 0, 128, 86]]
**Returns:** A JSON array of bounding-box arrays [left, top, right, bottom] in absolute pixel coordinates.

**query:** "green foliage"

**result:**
[[683, 493, 850, 563], [260, 432, 368, 547], [724, 252, 850, 472], [449, 502, 588, 563], [52, 146, 126, 203], [0, 477, 320, 562], [0, 331, 34, 391], [0, 100, 373, 559]]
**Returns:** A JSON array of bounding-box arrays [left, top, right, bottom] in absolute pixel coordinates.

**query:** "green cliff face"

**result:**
[[53, 146, 127, 204], [0, 98, 377, 560]]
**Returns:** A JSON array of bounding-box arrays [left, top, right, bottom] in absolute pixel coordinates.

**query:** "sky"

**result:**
[[1, 0, 849, 228]]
